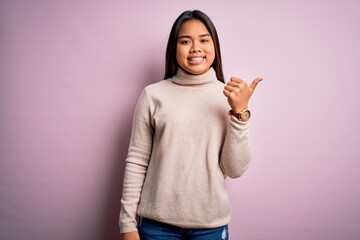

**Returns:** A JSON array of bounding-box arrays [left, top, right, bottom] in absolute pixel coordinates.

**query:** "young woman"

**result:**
[[119, 10, 262, 240]]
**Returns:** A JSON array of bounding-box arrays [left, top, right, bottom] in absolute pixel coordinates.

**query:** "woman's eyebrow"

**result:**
[[199, 33, 211, 37], [178, 33, 211, 39]]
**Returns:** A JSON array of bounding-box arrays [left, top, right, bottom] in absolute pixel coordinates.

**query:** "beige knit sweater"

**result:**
[[119, 68, 251, 233]]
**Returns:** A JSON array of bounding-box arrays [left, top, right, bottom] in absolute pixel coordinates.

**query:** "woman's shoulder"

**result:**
[[144, 79, 174, 92]]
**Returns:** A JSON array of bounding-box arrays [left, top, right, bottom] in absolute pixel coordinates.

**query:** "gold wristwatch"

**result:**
[[228, 109, 251, 122]]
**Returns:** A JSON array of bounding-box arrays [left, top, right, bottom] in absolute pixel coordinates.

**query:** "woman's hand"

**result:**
[[120, 231, 140, 240], [223, 76, 263, 112]]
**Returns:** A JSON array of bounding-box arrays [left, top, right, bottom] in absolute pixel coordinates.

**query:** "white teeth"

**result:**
[[189, 57, 203, 61]]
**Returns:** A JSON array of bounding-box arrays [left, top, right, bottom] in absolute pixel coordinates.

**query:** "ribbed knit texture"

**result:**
[[119, 68, 251, 233]]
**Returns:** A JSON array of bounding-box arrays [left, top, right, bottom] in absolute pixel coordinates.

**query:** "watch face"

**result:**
[[241, 110, 251, 121]]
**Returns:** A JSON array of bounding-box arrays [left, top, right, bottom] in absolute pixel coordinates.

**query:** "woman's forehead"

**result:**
[[178, 19, 210, 36]]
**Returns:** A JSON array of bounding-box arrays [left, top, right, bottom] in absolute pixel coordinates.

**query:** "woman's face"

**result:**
[[176, 19, 215, 75]]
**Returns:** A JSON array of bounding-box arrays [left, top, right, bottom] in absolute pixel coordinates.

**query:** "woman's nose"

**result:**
[[190, 42, 201, 53]]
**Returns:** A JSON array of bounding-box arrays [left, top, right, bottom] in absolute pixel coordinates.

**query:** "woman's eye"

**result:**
[[180, 40, 191, 44], [200, 39, 210, 43]]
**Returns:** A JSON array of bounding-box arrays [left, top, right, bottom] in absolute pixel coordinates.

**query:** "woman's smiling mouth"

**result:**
[[188, 57, 205, 64]]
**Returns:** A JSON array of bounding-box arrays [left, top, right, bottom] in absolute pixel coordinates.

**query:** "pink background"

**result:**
[[1, 0, 360, 239]]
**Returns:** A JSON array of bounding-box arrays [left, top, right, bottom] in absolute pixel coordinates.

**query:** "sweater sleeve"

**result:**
[[220, 116, 252, 179], [119, 89, 153, 233]]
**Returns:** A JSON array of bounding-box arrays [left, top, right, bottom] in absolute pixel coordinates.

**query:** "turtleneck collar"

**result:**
[[171, 67, 218, 86]]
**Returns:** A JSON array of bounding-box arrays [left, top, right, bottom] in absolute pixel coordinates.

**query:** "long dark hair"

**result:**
[[164, 10, 224, 83]]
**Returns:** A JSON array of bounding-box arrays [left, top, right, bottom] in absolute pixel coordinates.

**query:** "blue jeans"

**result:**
[[138, 217, 229, 240]]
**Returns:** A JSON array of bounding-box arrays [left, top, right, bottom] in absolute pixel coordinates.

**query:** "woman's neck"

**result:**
[[171, 67, 217, 86]]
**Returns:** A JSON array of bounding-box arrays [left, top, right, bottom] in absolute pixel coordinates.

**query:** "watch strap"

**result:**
[[228, 109, 251, 122]]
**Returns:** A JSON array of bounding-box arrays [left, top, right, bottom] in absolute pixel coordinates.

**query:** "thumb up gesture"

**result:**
[[223, 77, 263, 112]]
